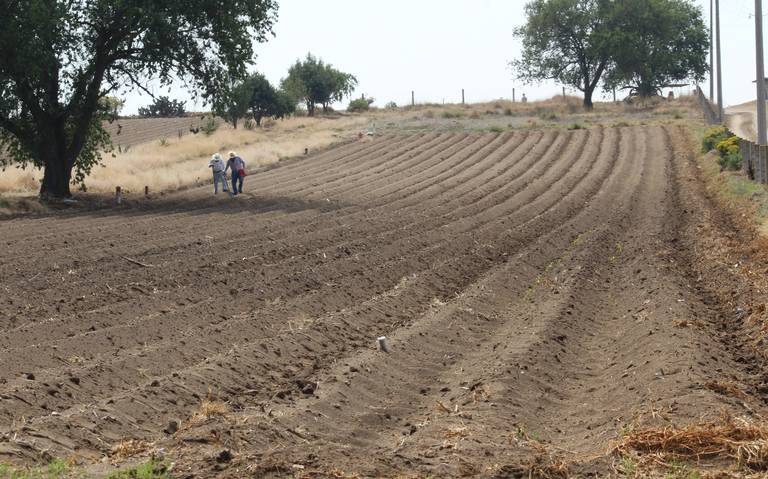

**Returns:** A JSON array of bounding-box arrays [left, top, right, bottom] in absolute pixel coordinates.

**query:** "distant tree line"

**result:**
[[512, 0, 709, 109]]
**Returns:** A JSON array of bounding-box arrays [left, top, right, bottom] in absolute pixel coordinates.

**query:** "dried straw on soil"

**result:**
[[616, 415, 768, 470]]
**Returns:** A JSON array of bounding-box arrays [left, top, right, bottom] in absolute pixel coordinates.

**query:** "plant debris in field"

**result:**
[[615, 414, 768, 471], [110, 439, 152, 461]]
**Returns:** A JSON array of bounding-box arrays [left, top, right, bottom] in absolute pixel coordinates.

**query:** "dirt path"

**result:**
[[0, 126, 765, 477]]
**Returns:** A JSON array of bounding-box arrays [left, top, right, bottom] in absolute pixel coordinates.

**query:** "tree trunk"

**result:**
[[38, 122, 73, 199], [39, 150, 72, 199], [583, 88, 594, 110]]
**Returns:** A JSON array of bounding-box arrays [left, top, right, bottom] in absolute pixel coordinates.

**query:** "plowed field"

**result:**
[[1, 126, 765, 477]]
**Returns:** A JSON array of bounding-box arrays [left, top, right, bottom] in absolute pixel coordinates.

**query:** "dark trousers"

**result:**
[[231, 171, 243, 194]]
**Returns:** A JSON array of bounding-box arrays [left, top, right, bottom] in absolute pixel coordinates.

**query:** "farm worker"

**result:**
[[225, 151, 246, 195], [521, 93, 528, 104], [208, 153, 229, 194]]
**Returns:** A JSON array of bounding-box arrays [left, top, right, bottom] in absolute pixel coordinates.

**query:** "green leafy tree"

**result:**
[[273, 90, 297, 120], [249, 73, 279, 126], [348, 96, 374, 113], [603, 0, 708, 98], [138, 96, 187, 118], [99, 96, 125, 117], [511, 0, 612, 110], [213, 79, 253, 129], [281, 53, 357, 116], [0, 0, 277, 199], [228, 73, 295, 126]]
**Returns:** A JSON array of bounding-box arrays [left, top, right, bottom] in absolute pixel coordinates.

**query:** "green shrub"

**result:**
[[710, 134, 742, 171], [718, 150, 743, 171], [568, 123, 585, 130], [538, 109, 558, 121], [441, 110, 465, 119], [715, 135, 739, 157], [385, 101, 397, 109], [347, 97, 374, 113], [201, 115, 218, 136], [243, 119, 255, 130], [701, 125, 728, 152]]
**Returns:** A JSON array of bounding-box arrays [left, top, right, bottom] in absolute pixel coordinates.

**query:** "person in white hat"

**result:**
[[225, 151, 246, 195], [207, 153, 229, 194]]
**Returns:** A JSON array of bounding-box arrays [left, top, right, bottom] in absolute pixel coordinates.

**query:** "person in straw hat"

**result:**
[[207, 153, 229, 195], [225, 151, 247, 195]]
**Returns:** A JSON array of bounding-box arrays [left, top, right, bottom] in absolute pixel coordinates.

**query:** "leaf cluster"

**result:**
[[280, 53, 357, 116], [138, 96, 186, 117]]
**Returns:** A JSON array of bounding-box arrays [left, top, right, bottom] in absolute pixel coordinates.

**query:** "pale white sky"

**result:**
[[120, 0, 766, 114]]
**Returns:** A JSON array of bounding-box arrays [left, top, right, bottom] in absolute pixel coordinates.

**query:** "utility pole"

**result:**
[[716, 0, 724, 122], [756, 0, 767, 144], [710, 0, 714, 102]]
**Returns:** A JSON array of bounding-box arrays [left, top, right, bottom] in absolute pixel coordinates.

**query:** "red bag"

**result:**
[[237, 168, 247, 177]]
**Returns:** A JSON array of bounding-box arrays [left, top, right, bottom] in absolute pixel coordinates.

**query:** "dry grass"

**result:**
[[615, 414, 768, 471], [110, 439, 152, 461], [0, 115, 369, 195], [190, 396, 230, 424]]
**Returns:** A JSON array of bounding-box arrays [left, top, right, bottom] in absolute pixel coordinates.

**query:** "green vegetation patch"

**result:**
[[106, 460, 168, 479], [0, 459, 70, 479]]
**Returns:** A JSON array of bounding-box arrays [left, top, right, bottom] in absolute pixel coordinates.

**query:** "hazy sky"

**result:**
[[121, 0, 766, 114]]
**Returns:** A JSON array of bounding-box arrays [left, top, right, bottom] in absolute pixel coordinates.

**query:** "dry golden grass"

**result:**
[[0, 115, 369, 195], [190, 398, 230, 424], [615, 414, 768, 471], [110, 439, 152, 461]]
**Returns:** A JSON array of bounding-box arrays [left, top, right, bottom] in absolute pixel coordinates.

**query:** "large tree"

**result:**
[[215, 73, 296, 127], [213, 78, 255, 129], [603, 0, 708, 98], [512, 0, 613, 110], [281, 54, 357, 116], [0, 0, 277, 199]]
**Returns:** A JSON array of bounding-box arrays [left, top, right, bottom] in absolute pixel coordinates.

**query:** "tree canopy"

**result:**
[[512, 0, 612, 109], [246, 73, 295, 125], [0, 0, 278, 198], [602, 0, 709, 97], [214, 73, 295, 127], [213, 78, 255, 129], [281, 54, 357, 116], [138, 96, 187, 118], [512, 0, 708, 108]]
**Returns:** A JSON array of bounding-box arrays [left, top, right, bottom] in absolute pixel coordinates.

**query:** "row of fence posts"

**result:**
[[115, 185, 150, 204], [695, 85, 768, 184]]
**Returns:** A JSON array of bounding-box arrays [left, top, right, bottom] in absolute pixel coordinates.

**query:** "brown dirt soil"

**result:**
[[1, 125, 767, 477]]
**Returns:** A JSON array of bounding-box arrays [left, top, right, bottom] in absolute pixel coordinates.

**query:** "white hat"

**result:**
[[228, 151, 237, 158]]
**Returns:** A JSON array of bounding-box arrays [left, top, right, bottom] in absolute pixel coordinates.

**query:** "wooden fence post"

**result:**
[[761, 145, 768, 183], [741, 140, 750, 177], [461, 89, 465, 105], [411, 91, 415, 107]]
